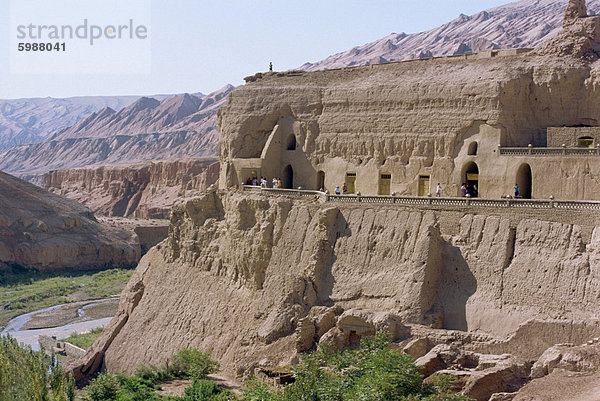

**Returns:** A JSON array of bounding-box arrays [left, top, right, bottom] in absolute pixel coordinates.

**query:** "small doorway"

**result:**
[[516, 163, 532, 199], [317, 171, 325, 191], [345, 173, 356, 194], [283, 165, 293, 189], [418, 175, 430, 197], [379, 174, 391, 195], [578, 136, 595, 148], [463, 162, 479, 197]]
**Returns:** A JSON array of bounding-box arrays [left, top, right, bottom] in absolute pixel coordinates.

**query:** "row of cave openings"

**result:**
[[274, 162, 532, 199], [280, 135, 534, 198], [277, 162, 533, 199]]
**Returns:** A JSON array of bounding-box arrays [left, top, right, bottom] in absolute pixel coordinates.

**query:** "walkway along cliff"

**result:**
[[71, 2, 600, 399]]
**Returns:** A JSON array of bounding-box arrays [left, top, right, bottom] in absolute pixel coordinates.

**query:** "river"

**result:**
[[1, 298, 118, 350]]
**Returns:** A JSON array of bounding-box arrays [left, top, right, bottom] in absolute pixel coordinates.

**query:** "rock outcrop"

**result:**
[[70, 191, 600, 391], [0, 171, 139, 271], [43, 157, 219, 219]]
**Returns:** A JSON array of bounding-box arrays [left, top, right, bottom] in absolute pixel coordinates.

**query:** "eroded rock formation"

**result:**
[[43, 158, 219, 219], [71, 191, 600, 398], [0, 171, 139, 271]]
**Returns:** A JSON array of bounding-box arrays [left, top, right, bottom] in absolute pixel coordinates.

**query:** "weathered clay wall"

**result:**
[[43, 158, 219, 219], [72, 192, 600, 380]]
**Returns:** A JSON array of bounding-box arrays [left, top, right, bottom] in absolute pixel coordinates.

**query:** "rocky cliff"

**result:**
[[72, 191, 600, 399], [0, 171, 139, 272], [221, 52, 600, 186], [43, 157, 219, 219], [300, 0, 600, 71]]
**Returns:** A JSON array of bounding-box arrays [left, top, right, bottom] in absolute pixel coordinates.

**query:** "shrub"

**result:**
[[238, 333, 472, 401], [168, 348, 219, 379], [83, 372, 120, 401], [182, 379, 235, 401]]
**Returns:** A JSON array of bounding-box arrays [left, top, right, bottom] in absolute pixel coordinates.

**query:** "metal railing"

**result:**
[[499, 147, 600, 156], [242, 186, 600, 210]]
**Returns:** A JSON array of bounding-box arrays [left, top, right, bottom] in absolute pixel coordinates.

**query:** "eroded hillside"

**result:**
[[72, 190, 600, 399]]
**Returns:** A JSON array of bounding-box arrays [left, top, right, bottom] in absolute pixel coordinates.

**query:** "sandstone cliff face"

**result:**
[[0, 171, 139, 271], [221, 53, 600, 181], [43, 158, 219, 219], [72, 192, 600, 381]]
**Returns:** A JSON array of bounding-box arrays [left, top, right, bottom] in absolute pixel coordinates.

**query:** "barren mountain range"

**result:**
[[301, 0, 600, 71], [0, 85, 234, 181], [0, 94, 177, 150]]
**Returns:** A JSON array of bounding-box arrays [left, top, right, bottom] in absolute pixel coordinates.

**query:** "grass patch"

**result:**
[[65, 327, 104, 350], [0, 266, 134, 330]]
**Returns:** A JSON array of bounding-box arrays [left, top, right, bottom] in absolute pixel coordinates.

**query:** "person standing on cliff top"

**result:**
[[269, 62, 273, 72]]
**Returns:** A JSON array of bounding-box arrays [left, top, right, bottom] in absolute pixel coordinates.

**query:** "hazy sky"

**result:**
[[0, 0, 512, 99]]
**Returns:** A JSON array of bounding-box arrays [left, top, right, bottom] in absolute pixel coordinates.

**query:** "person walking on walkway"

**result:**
[[436, 183, 441, 197], [335, 186, 340, 195], [514, 184, 519, 198]]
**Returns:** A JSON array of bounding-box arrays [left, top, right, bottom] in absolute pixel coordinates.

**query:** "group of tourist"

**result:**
[[460, 182, 478, 197], [246, 176, 282, 188], [333, 183, 348, 195]]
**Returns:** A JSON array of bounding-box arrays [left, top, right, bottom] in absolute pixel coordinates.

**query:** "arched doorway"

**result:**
[[462, 162, 479, 197], [283, 165, 293, 189], [317, 171, 325, 191], [516, 164, 532, 199]]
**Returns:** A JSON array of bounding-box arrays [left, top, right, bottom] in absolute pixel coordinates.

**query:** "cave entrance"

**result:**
[[283, 165, 293, 189], [317, 171, 325, 191], [463, 162, 479, 197], [516, 163, 532, 199]]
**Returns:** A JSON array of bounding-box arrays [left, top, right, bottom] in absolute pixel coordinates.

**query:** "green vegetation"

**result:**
[[0, 335, 75, 401], [82, 348, 229, 401], [0, 266, 134, 329], [240, 334, 471, 401], [65, 327, 104, 350], [80, 335, 471, 401]]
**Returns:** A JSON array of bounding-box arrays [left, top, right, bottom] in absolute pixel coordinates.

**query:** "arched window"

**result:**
[[467, 142, 478, 156], [286, 134, 297, 150], [578, 136, 595, 148], [516, 164, 532, 199]]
